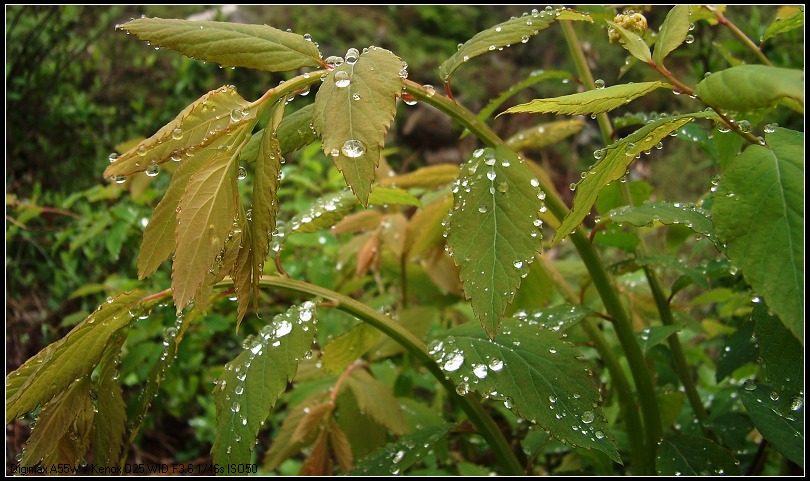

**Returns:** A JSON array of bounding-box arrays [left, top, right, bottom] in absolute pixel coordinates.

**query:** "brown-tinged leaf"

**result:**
[[332, 210, 383, 235], [328, 418, 353, 473], [313, 47, 404, 205], [379, 164, 460, 189], [345, 369, 408, 434], [300, 428, 332, 476], [292, 402, 332, 445], [356, 231, 381, 278], [406, 193, 453, 261], [263, 393, 329, 470]]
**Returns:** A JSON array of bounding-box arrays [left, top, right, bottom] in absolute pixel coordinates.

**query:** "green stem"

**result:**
[[708, 6, 773, 66], [255, 275, 524, 475], [404, 77, 662, 473]]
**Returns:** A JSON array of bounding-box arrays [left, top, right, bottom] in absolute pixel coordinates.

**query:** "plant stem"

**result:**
[[707, 6, 773, 66], [404, 77, 662, 474], [254, 275, 524, 475]]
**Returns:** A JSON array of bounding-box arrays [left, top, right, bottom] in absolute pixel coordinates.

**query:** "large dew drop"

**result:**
[[443, 350, 465, 372], [345, 47, 360, 65], [334, 70, 351, 88], [341, 139, 365, 158]]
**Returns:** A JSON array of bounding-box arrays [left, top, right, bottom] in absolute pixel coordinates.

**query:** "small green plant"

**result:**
[[6, 5, 803, 476]]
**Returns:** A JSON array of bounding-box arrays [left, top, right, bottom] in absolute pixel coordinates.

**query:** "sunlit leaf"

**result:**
[[502, 81, 668, 116], [104, 85, 256, 179], [345, 368, 408, 435], [21, 376, 92, 469], [368, 186, 421, 207], [439, 7, 590, 82], [656, 434, 740, 475], [447, 146, 544, 337], [696, 66, 804, 114], [740, 383, 804, 468], [763, 6, 804, 42], [120, 18, 322, 71], [506, 119, 586, 151], [606, 21, 652, 63], [712, 128, 803, 341], [93, 335, 127, 467], [653, 6, 691, 66], [430, 317, 620, 462], [6, 291, 142, 422], [321, 323, 380, 375], [350, 423, 455, 475], [313, 47, 404, 205], [554, 111, 717, 244], [213, 302, 318, 465], [379, 164, 459, 189]]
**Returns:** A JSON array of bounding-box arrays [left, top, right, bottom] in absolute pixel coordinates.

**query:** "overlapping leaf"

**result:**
[[213, 302, 318, 465], [429, 317, 620, 462], [6, 291, 142, 422], [313, 47, 404, 205], [320, 323, 380, 375], [696, 65, 804, 114], [553, 111, 717, 244], [93, 336, 127, 467], [753, 304, 803, 397], [345, 369, 408, 435], [763, 6, 804, 42], [656, 435, 740, 475], [502, 81, 668, 116], [240, 104, 318, 165], [439, 7, 591, 82], [653, 6, 691, 66], [119, 18, 322, 72], [104, 85, 256, 178], [506, 119, 586, 151], [350, 423, 455, 475], [446, 146, 544, 337], [712, 128, 803, 340], [606, 21, 652, 63], [740, 383, 804, 468], [270, 190, 358, 255]]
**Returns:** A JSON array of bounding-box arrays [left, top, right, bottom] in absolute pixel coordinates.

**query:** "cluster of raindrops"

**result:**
[[269, 191, 356, 254]]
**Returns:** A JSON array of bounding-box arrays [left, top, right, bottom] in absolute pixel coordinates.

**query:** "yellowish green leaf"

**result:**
[[345, 368, 408, 435], [320, 323, 380, 375], [502, 81, 667, 116], [696, 66, 804, 114], [368, 186, 421, 207], [379, 163, 459, 189], [506, 119, 586, 151], [606, 21, 652, 63], [406, 193, 453, 261], [653, 6, 691, 66], [763, 6, 804, 42]]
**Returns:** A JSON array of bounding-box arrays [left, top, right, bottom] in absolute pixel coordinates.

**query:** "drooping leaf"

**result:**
[[653, 6, 691, 66], [753, 304, 803, 398], [763, 6, 804, 42], [335, 388, 389, 460], [172, 134, 245, 311], [213, 302, 318, 465], [712, 128, 803, 341], [328, 418, 353, 473], [606, 21, 652, 63], [119, 18, 322, 71], [696, 66, 804, 114], [299, 428, 332, 475], [379, 164, 459, 189], [292, 402, 332, 445], [271, 190, 358, 255], [637, 325, 682, 354], [502, 81, 668, 116], [430, 317, 620, 462], [345, 368, 408, 435], [368, 186, 421, 207], [439, 7, 590, 82], [138, 135, 230, 279], [20, 376, 92, 469], [313, 47, 404, 205], [93, 335, 127, 467], [251, 102, 285, 302], [446, 146, 544, 337], [405, 193, 453, 261], [104, 85, 256, 179], [740, 383, 804, 468], [6, 291, 142, 423], [350, 423, 455, 475], [553, 111, 717, 244], [506, 119, 586, 151], [655, 434, 740, 475], [320, 323, 380, 375], [604, 202, 717, 243]]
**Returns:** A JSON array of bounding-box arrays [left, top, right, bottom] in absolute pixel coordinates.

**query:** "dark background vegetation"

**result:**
[[6, 4, 803, 473]]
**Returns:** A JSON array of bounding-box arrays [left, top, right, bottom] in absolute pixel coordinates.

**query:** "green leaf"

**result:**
[[313, 47, 403, 205], [716, 321, 757, 383], [554, 111, 717, 245], [350, 423, 455, 475], [172, 135, 245, 311], [447, 146, 544, 337], [594, 180, 653, 214], [278, 103, 317, 154], [763, 6, 804, 42], [518, 304, 593, 332], [502, 81, 668, 116], [271, 190, 358, 255], [712, 128, 803, 341], [439, 7, 590, 82], [605, 201, 716, 242], [21, 376, 92, 469], [345, 369, 408, 435], [368, 186, 421, 207], [232, 211, 254, 327], [213, 302, 318, 465], [653, 6, 691, 66], [379, 164, 459, 189], [321, 323, 380, 375], [138, 136, 229, 279], [753, 304, 803, 398], [93, 335, 127, 467], [120, 18, 322, 72], [637, 325, 682, 353], [740, 383, 804, 468], [696, 66, 804, 114], [506, 119, 586, 151], [251, 102, 284, 301], [656, 434, 740, 475], [104, 85, 257, 179], [606, 21, 652, 63], [6, 291, 142, 423], [430, 317, 620, 462]]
